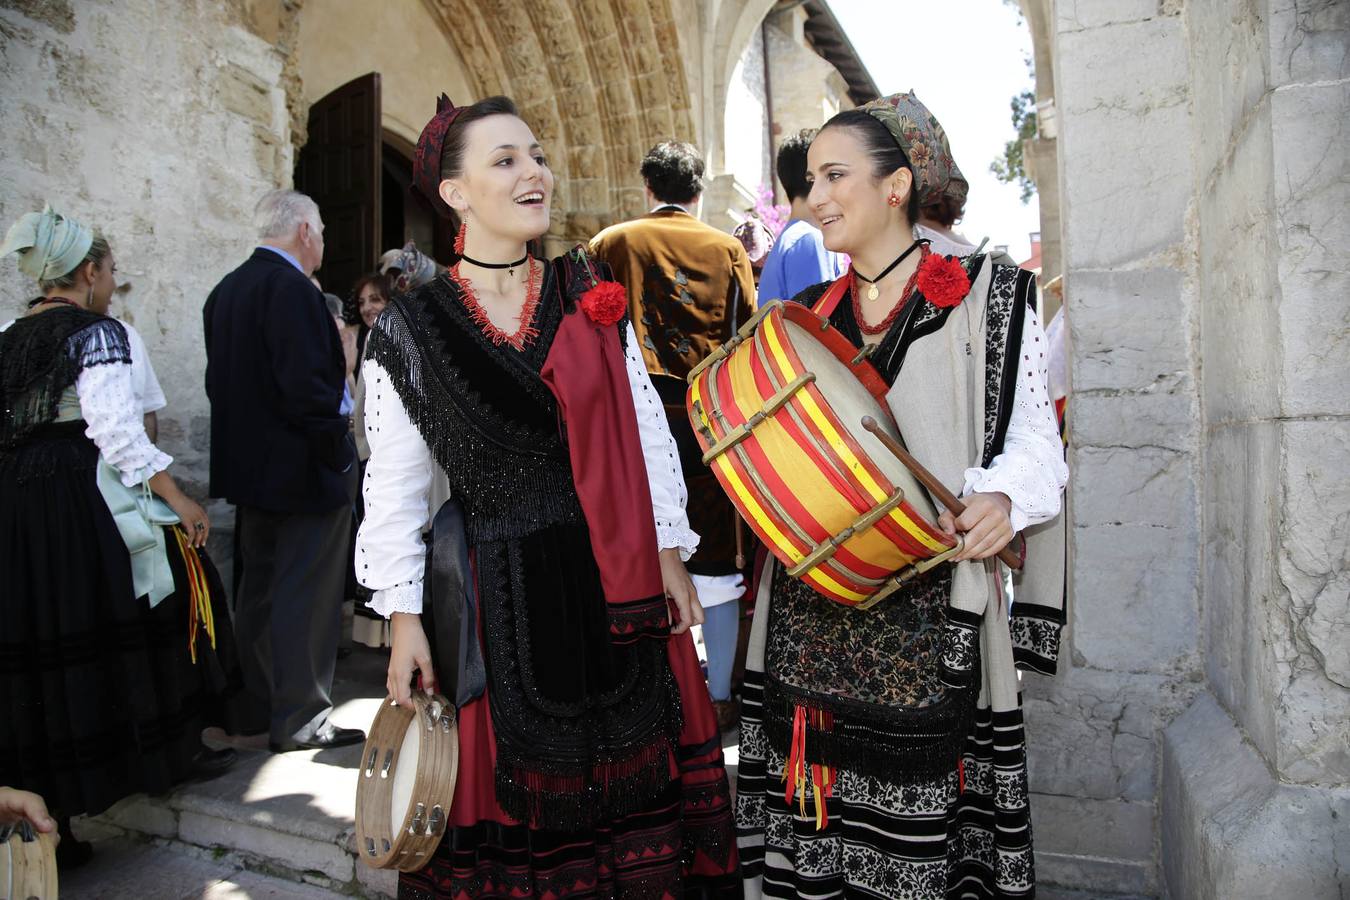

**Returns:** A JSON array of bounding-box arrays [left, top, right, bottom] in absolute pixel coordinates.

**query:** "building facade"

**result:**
[[0, 0, 1345, 896]]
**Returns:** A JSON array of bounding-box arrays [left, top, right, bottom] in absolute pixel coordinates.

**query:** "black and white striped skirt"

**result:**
[[735, 671, 1035, 900]]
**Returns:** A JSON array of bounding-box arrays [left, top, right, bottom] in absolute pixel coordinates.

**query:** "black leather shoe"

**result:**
[[269, 724, 365, 753], [190, 746, 237, 781]]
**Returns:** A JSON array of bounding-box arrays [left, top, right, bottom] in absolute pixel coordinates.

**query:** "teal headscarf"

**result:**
[[0, 204, 95, 282]]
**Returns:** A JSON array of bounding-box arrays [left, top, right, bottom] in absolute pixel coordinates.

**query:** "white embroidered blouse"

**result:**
[[356, 321, 699, 617]]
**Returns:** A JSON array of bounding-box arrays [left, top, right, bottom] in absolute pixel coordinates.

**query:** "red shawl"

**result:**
[[539, 289, 670, 641]]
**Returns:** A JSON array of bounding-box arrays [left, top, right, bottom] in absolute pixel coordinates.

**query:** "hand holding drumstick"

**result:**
[[861, 417, 1022, 570]]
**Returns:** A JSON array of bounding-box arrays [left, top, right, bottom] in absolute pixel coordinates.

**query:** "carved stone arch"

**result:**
[[420, 0, 696, 250]]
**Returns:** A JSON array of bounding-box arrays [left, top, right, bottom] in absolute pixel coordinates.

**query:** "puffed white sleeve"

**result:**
[[962, 304, 1069, 532], [120, 319, 167, 413], [621, 320, 700, 560], [355, 357, 433, 617], [76, 359, 173, 486]]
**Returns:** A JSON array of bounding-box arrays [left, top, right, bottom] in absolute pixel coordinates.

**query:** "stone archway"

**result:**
[[422, 0, 698, 250], [704, 0, 780, 175]]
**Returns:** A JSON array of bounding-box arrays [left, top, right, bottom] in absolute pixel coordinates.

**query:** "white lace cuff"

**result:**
[[120, 448, 174, 488], [962, 467, 1032, 534], [655, 520, 700, 562], [367, 580, 423, 618]]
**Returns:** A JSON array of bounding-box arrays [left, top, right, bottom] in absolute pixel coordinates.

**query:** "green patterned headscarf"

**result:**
[[861, 91, 969, 210], [0, 204, 95, 282]]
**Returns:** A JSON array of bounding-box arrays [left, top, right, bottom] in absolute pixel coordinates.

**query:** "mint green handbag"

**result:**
[[95, 459, 179, 608]]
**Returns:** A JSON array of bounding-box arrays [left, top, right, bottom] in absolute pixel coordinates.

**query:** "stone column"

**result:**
[[1030, 2, 1204, 895], [1161, 2, 1350, 897]]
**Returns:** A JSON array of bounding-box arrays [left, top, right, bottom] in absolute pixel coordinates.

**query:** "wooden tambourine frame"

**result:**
[[0, 820, 58, 899], [355, 693, 459, 872]]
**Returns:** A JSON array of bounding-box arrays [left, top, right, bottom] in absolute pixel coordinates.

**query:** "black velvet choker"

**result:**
[[458, 252, 528, 270]]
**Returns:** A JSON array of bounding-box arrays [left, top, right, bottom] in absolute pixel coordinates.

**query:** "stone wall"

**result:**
[[1162, 1, 1350, 896], [1036, 0, 1350, 896], [1030, 5, 1202, 893], [0, 0, 295, 563]]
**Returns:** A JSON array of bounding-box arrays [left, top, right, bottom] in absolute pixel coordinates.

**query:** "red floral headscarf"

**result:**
[[861, 91, 969, 210], [414, 94, 465, 219]]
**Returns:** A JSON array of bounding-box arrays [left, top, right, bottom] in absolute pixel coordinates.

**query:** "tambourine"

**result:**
[[0, 819, 58, 899], [354, 693, 459, 871]]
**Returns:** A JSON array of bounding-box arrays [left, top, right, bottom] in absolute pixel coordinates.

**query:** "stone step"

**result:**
[[61, 835, 353, 899], [83, 648, 398, 897]]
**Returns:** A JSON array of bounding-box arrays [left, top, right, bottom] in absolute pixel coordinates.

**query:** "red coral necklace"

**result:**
[[448, 257, 542, 351], [852, 244, 931, 336]]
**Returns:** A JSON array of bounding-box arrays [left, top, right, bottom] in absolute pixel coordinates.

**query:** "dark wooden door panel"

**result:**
[[295, 73, 381, 298]]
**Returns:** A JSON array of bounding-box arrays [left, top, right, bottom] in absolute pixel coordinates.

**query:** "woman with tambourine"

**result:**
[[732, 93, 1069, 898], [355, 95, 740, 897]]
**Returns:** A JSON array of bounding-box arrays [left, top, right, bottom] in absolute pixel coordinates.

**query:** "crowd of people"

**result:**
[[0, 87, 1066, 899]]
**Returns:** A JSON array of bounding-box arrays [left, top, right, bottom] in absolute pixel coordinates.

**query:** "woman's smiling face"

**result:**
[[442, 114, 554, 244], [358, 283, 386, 328], [806, 125, 909, 256]]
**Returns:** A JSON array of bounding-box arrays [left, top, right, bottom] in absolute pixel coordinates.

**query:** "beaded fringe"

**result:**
[[761, 682, 974, 787]]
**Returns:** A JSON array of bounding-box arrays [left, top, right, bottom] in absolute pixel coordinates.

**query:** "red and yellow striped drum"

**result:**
[[685, 300, 961, 609]]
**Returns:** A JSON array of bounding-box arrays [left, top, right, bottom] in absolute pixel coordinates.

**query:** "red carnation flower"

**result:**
[[916, 253, 970, 308], [580, 280, 628, 326]]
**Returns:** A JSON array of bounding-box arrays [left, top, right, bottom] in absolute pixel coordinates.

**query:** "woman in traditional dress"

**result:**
[[0, 206, 242, 863], [355, 95, 740, 898], [733, 93, 1069, 899]]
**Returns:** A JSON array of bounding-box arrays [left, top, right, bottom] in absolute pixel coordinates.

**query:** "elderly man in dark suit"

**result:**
[[204, 189, 362, 752]]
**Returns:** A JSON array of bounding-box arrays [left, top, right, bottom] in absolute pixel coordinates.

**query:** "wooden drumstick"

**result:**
[[861, 416, 1023, 571]]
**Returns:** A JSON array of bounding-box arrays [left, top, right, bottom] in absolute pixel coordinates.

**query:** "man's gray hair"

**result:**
[[254, 189, 321, 241]]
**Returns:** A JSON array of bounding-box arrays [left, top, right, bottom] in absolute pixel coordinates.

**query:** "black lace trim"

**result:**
[[0, 309, 130, 451], [982, 264, 1033, 466], [1011, 600, 1064, 676]]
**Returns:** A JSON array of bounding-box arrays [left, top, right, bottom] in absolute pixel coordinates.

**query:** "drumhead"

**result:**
[[783, 318, 939, 522], [389, 717, 420, 837]]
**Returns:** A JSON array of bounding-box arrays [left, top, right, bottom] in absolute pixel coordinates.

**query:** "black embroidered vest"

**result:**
[[364, 263, 585, 546]]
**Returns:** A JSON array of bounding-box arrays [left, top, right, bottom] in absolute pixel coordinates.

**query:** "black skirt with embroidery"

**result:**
[[0, 423, 245, 817]]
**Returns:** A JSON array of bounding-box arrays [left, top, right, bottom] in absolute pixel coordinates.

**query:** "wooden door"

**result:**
[[295, 73, 381, 298]]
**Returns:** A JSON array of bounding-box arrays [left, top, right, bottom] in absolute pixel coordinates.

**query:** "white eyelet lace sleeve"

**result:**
[[76, 360, 172, 486], [355, 358, 433, 617], [962, 303, 1069, 532], [622, 321, 700, 560]]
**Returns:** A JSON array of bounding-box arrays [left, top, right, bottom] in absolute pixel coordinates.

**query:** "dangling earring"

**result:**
[[887, 192, 902, 208], [85, 285, 94, 308], [453, 221, 466, 256]]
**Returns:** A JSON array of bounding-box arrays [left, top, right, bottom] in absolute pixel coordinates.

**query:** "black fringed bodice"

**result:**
[[365, 261, 584, 546], [0, 307, 130, 452]]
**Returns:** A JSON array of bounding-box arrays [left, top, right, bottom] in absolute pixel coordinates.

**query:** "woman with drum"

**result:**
[[732, 93, 1068, 898], [0, 206, 243, 866], [355, 95, 740, 897]]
